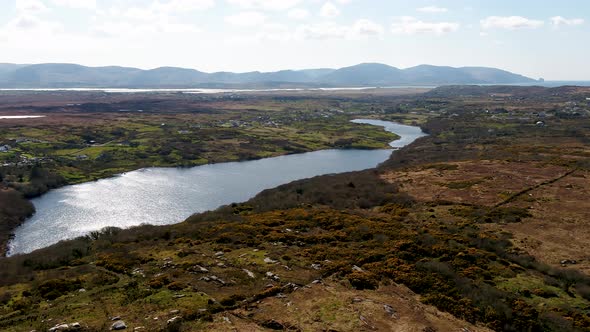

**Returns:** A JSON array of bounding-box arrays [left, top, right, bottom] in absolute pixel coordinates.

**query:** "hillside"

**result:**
[[0, 63, 536, 88]]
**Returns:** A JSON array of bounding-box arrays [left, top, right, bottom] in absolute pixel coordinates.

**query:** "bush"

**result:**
[[347, 271, 379, 290], [35, 278, 82, 300]]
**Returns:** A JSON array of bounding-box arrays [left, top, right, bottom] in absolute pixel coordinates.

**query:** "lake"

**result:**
[[7, 119, 426, 255], [0, 115, 46, 119]]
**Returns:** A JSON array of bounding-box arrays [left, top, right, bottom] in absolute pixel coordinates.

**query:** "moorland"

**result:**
[[1, 86, 590, 331]]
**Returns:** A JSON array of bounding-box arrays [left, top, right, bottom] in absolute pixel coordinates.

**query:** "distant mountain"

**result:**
[[0, 62, 536, 88]]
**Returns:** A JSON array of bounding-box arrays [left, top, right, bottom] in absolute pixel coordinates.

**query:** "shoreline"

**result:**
[[2, 119, 405, 256]]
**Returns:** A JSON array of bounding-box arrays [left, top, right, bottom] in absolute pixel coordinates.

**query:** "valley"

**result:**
[[1, 86, 590, 331]]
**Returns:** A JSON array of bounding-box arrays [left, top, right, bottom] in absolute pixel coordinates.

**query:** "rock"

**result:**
[[169, 309, 180, 314], [167, 316, 182, 325], [243, 269, 256, 279], [383, 304, 396, 317], [193, 265, 209, 273], [266, 271, 280, 281], [214, 251, 224, 257], [77, 288, 86, 293], [216, 262, 227, 268], [111, 321, 127, 330], [311, 263, 322, 270], [264, 257, 278, 264], [111, 316, 121, 321], [209, 275, 226, 285], [70, 322, 81, 329], [133, 327, 145, 331], [48, 324, 69, 332], [311, 279, 322, 284], [351, 297, 363, 303], [352, 265, 363, 272]]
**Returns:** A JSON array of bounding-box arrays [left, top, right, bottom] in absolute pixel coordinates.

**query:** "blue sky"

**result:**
[[0, 0, 588, 80]]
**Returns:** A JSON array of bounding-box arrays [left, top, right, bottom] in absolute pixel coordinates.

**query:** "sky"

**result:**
[[0, 0, 588, 80]]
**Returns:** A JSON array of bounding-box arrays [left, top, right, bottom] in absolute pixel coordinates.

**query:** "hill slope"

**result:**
[[0, 63, 535, 88]]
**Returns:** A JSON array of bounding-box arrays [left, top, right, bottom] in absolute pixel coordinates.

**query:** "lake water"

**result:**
[[0, 115, 46, 119], [7, 119, 426, 255]]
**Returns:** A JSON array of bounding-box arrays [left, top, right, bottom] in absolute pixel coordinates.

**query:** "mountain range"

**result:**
[[0, 63, 536, 88]]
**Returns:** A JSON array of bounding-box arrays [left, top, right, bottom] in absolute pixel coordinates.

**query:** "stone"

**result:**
[[243, 269, 256, 279], [194, 265, 209, 273], [383, 304, 396, 317], [264, 257, 278, 264], [111, 321, 127, 330], [167, 316, 182, 325], [48, 324, 69, 332], [352, 265, 363, 272]]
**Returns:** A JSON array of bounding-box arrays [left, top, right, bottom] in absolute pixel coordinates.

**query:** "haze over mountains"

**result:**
[[0, 63, 536, 88]]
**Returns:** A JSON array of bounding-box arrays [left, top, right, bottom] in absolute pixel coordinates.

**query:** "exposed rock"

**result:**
[[266, 271, 280, 281], [111, 316, 121, 321], [243, 269, 256, 279], [194, 265, 209, 273], [169, 310, 180, 315], [167, 316, 182, 325], [383, 304, 396, 318], [111, 321, 127, 330], [214, 251, 224, 257], [209, 275, 226, 285], [352, 265, 363, 272], [264, 257, 278, 264], [48, 324, 69, 332], [311, 263, 322, 270]]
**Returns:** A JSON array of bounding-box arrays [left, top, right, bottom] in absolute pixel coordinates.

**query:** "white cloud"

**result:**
[[352, 19, 384, 36], [294, 19, 383, 40], [288, 8, 309, 20], [152, 0, 216, 12], [550, 16, 584, 27], [320, 2, 340, 18], [417, 6, 448, 13], [225, 11, 267, 27], [51, 0, 96, 9], [16, 0, 48, 13], [481, 16, 544, 29], [226, 0, 302, 11], [391, 16, 459, 35]]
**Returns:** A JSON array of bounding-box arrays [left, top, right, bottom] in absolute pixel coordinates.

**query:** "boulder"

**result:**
[[111, 321, 127, 330]]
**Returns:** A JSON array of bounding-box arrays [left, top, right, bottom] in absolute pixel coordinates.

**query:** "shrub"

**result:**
[[347, 271, 379, 290]]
